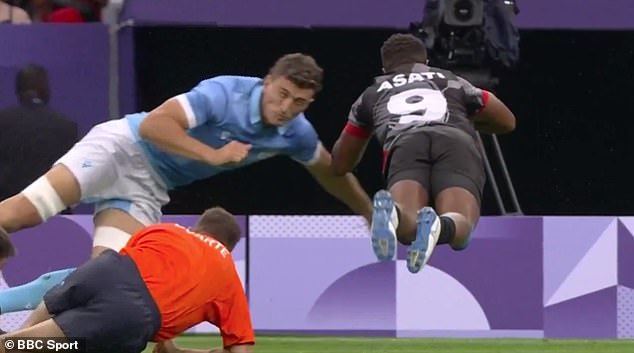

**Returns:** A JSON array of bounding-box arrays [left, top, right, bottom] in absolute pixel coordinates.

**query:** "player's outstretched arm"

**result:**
[[331, 127, 370, 175], [305, 145, 373, 222], [139, 98, 250, 165], [472, 92, 516, 134]]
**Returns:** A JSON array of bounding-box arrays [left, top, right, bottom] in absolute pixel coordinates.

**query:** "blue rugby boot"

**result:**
[[370, 190, 398, 261], [407, 207, 441, 273]]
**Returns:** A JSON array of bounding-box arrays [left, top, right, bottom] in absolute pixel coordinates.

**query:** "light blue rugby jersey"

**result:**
[[126, 76, 321, 189]]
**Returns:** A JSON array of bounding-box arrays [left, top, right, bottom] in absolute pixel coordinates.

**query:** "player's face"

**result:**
[[261, 75, 315, 126]]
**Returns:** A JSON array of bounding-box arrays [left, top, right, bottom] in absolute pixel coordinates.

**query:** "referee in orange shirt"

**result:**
[[0, 207, 254, 353]]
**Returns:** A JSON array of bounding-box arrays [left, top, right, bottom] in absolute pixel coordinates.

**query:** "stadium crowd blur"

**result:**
[[0, 0, 107, 23]]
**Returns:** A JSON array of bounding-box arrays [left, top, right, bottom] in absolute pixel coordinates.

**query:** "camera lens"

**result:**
[[453, 0, 474, 22]]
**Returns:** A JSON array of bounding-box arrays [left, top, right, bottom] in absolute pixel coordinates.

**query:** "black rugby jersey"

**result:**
[[344, 63, 488, 150]]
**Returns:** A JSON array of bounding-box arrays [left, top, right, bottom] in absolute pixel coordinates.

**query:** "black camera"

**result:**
[[443, 0, 485, 26], [411, 0, 519, 90]]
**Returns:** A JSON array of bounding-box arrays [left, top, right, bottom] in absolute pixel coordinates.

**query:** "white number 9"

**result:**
[[386, 88, 448, 124]]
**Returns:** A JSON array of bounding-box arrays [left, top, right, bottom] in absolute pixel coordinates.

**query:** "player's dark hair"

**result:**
[[0, 226, 16, 259], [15, 64, 50, 106], [193, 207, 241, 251], [381, 34, 428, 73], [268, 53, 323, 93]]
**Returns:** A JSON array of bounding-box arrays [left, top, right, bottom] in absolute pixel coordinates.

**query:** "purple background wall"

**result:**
[[249, 216, 543, 338], [544, 217, 634, 339], [120, 0, 634, 29], [250, 216, 632, 339], [2, 215, 630, 339], [0, 24, 110, 136]]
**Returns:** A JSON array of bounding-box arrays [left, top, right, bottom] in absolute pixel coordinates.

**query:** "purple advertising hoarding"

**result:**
[[248, 216, 389, 334], [543, 217, 634, 339], [0, 215, 631, 339], [397, 216, 543, 337], [249, 216, 543, 338], [120, 0, 634, 30], [0, 24, 110, 136]]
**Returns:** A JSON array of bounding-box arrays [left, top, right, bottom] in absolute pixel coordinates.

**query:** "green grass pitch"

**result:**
[[143, 334, 634, 353]]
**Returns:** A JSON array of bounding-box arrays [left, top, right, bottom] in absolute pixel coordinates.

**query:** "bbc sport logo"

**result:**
[[2, 337, 85, 352]]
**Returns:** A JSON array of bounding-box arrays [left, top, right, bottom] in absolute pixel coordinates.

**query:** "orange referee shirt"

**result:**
[[120, 223, 254, 347]]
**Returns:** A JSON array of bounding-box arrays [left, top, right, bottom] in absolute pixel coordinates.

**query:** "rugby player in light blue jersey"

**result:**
[[0, 54, 372, 317]]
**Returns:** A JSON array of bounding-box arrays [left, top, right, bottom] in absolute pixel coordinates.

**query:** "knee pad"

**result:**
[[93, 226, 132, 251], [21, 176, 66, 222]]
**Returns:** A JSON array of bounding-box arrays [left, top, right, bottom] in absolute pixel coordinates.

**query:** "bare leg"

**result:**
[[388, 180, 429, 244], [0, 165, 82, 323], [91, 208, 144, 258], [434, 187, 481, 250], [7, 319, 65, 338], [0, 319, 66, 353], [20, 303, 53, 330], [0, 194, 43, 233], [0, 165, 80, 233]]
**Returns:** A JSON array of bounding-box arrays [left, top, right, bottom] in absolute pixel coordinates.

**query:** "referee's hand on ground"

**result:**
[[153, 340, 181, 353]]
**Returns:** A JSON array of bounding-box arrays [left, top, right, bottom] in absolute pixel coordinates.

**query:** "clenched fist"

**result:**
[[208, 141, 252, 166]]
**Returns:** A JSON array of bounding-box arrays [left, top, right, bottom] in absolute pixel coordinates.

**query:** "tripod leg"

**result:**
[[490, 134, 523, 215], [476, 132, 506, 214]]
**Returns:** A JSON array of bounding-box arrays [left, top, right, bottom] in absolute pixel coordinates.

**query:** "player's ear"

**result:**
[[263, 75, 273, 86]]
